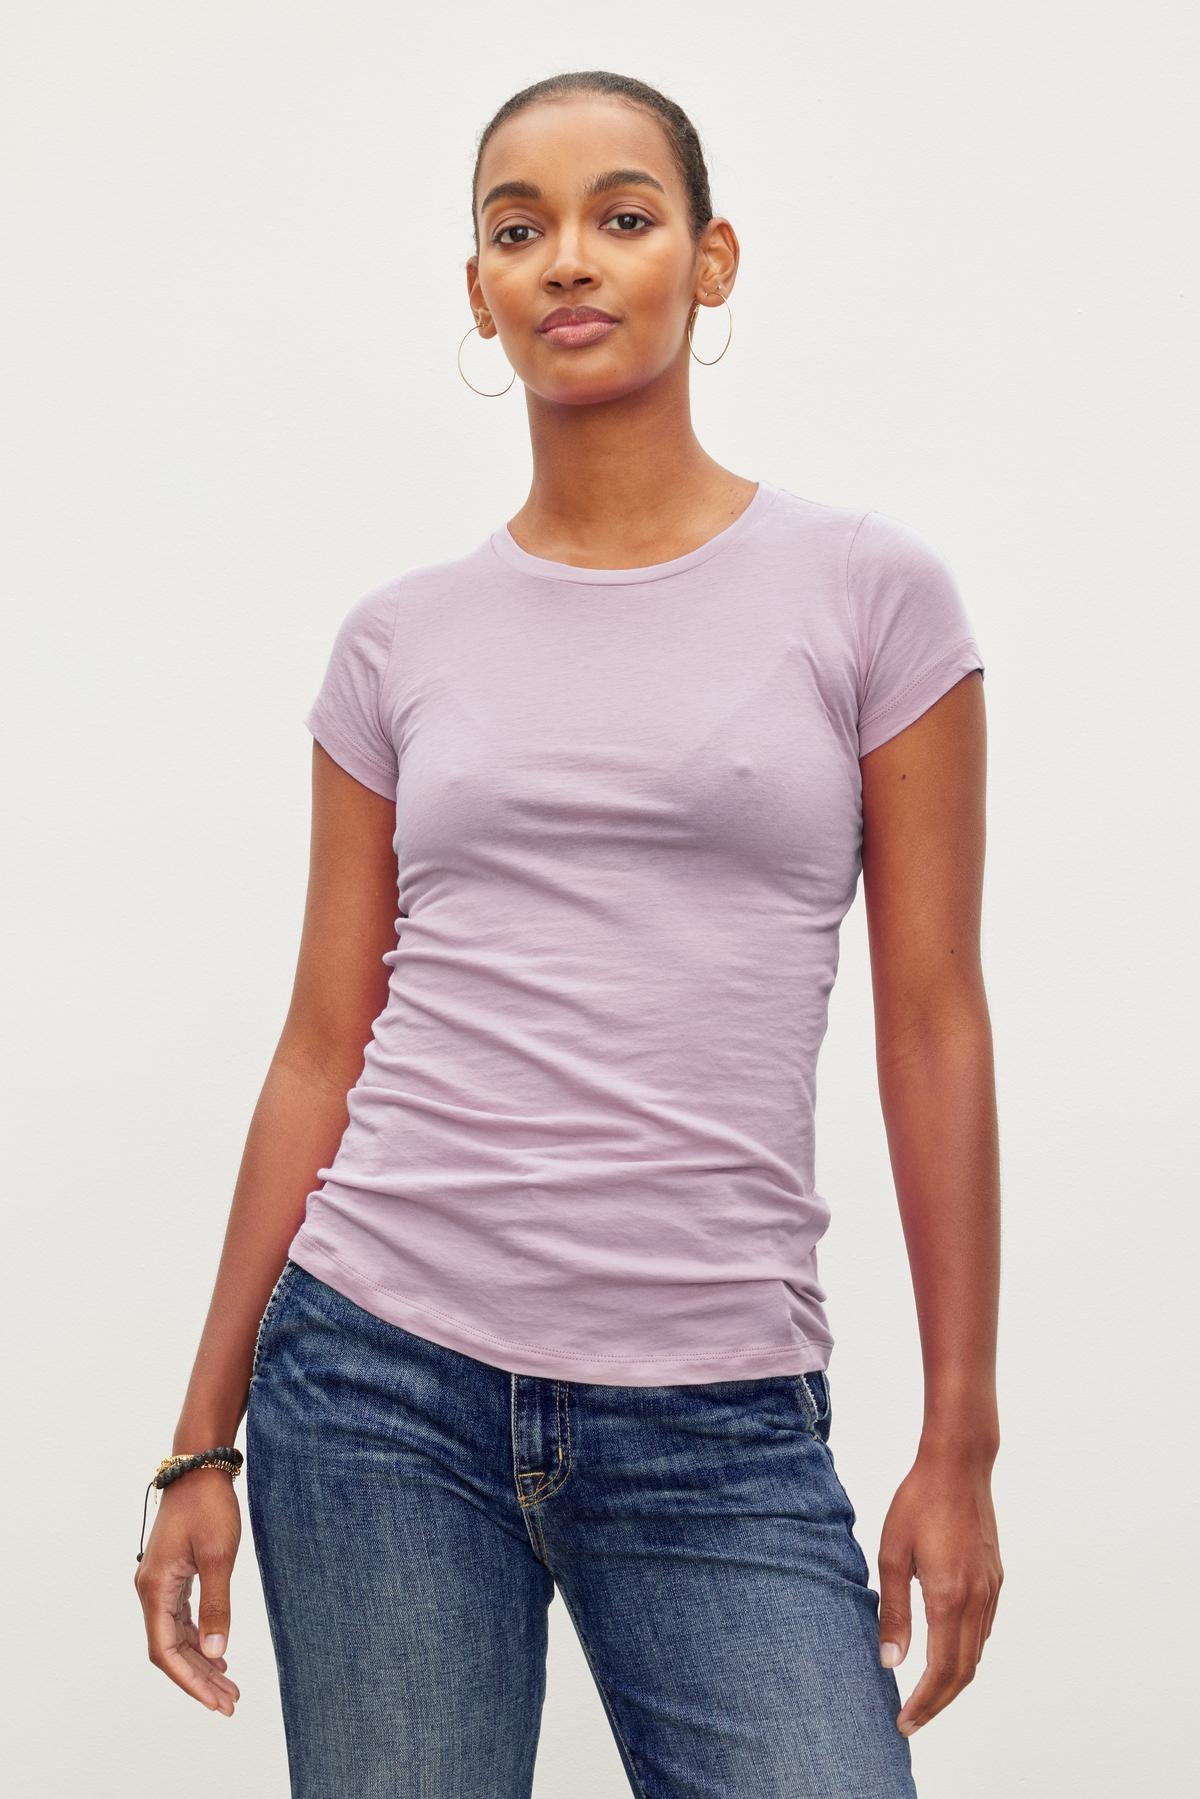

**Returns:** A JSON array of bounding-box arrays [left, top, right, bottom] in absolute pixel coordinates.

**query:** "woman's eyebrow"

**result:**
[[479, 168, 668, 216]]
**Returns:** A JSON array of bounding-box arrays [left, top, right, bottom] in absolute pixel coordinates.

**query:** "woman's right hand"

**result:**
[[133, 1470, 244, 1716]]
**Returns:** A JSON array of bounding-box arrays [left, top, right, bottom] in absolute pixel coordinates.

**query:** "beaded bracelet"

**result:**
[[136, 1446, 244, 1562]]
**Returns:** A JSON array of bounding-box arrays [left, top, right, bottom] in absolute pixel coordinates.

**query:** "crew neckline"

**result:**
[[488, 479, 780, 585]]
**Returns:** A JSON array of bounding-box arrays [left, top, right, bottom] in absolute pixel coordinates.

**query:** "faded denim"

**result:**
[[247, 1259, 916, 1797]]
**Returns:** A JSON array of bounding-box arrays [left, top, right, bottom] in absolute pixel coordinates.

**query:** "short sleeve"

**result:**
[[846, 509, 985, 757], [304, 580, 400, 798]]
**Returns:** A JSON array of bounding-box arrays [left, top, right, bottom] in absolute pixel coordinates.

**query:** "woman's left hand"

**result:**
[[876, 1441, 1004, 1737]]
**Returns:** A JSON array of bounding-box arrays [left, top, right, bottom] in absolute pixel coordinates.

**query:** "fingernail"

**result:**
[[203, 1633, 226, 1658], [899, 1718, 921, 1737], [880, 1641, 902, 1667]]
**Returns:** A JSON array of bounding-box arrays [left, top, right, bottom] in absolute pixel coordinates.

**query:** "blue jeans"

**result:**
[[247, 1260, 916, 1797]]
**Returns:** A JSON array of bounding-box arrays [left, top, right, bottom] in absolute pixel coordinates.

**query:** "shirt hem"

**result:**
[[286, 1231, 834, 1387], [858, 637, 985, 757], [304, 706, 397, 799]]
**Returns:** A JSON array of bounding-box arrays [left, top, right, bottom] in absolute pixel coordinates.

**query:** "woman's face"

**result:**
[[469, 95, 730, 406]]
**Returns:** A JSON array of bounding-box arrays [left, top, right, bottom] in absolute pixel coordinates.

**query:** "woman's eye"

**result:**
[[491, 213, 651, 246]]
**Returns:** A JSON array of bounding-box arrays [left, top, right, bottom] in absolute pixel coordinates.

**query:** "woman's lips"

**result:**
[[539, 318, 620, 348]]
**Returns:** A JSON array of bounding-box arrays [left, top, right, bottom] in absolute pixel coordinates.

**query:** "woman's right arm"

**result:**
[[134, 741, 400, 1716]]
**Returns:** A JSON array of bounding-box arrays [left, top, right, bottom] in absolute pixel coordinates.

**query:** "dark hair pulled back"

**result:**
[[471, 70, 714, 252]]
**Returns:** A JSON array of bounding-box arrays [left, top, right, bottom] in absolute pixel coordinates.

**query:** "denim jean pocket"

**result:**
[[250, 1260, 300, 1385], [793, 1367, 832, 1436]]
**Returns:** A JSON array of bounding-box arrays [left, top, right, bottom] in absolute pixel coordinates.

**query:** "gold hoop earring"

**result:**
[[687, 282, 733, 366], [457, 317, 516, 397]]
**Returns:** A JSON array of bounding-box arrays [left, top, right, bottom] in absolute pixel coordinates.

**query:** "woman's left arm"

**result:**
[[859, 664, 1003, 1739]]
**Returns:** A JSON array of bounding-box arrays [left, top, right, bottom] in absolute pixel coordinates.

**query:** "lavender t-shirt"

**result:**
[[286, 480, 985, 1384]]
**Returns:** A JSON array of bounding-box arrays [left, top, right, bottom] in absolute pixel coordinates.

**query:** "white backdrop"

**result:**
[[4, 3, 1195, 1794]]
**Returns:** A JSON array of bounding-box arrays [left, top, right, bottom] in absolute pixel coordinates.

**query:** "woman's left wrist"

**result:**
[[917, 1418, 1000, 1465]]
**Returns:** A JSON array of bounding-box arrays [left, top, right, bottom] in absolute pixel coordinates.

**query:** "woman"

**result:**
[[135, 69, 1002, 1797]]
